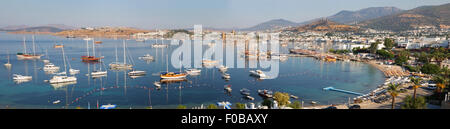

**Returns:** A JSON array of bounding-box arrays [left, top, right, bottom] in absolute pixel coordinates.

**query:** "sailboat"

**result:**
[[17, 36, 42, 59], [81, 38, 103, 62], [91, 62, 107, 77], [4, 50, 12, 68], [42, 49, 50, 64], [109, 40, 133, 69], [49, 45, 77, 84], [151, 34, 168, 48], [91, 42, 107, 77], [66, 56, 79, 75], [160, 53, 187, 79]]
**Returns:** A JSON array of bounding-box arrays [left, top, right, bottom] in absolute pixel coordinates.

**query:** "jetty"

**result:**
[[323, 87, 363, 96]]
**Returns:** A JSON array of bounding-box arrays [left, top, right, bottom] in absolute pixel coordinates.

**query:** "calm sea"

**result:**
[[0, 32, 385, 109]]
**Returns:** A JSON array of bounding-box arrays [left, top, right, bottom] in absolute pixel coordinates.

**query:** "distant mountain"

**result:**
[[360, 3, 450, 31], [327, 7, 403, 24], [45, 24, 78, 30], [0, 25, 30, 31], [287, 19, 359, 32], [0, 24, 76, 32], [241, 7, 404, 31], [242, 19, 299, 31]]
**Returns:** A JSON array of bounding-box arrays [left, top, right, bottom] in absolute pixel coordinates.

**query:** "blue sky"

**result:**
[[0, 0, 449, 29]]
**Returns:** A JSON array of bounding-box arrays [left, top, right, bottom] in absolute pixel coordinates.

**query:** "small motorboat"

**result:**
[[69, 68, 80, 75], [43, 63, 60, 71], [222, 73, 231, 79], [245, 96, 255, 100], [100, 104, 117, 109], [151, 44, 168, 48], [128, 70, 146, 76], [290, 95, 299, 99], [53, 100, 61, 104], [224, 85, 232, 93], [186, 69, 201, 75], [13, 74, 32, 80], [154, 81, 161, 87], [258, 89, 273, 98], [138, 54, 154, 61], [218, 65, 228, 72], [42, 59, 50, 64], [91, 70, 107, 76], [250, 70, 268, 79], [240, 88, 251, 96]]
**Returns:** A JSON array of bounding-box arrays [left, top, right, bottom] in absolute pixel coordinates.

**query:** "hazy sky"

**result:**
[[1, 0, 449, 29]]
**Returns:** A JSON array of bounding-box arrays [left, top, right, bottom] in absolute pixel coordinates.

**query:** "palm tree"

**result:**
[[387, 83, 401, 109], [433, 76, 447, 93], [410, 77, 422, 102]]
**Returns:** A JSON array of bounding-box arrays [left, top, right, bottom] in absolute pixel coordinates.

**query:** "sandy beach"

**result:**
[[302, 59, 435, 109]]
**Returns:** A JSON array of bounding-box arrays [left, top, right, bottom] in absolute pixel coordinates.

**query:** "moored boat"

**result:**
[[240, 88, 251, 96], [43, 63, 60, 71], [185, 68, 201, 75], [160, 72, 187, 79], [224, 85, 232, 93], [249, 70, 268, 79], [128, 70, 146, 76], [258, 89, 273, 98], [138, 54, 154, 60], [13, 74, 32, 80], [17, 36, 42, 59]]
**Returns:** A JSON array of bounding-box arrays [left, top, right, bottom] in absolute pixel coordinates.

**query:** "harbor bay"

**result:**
[[0, 32, 386, 109]]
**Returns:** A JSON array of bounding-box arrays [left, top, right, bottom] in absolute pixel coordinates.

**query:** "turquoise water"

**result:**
[[0, 32, 385, 109]]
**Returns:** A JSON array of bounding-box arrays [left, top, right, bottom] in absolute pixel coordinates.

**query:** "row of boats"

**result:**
[[9, 35, 272, 87]]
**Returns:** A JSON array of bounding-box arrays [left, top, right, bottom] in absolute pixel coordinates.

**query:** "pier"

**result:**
[[323, 87, 363, 96]]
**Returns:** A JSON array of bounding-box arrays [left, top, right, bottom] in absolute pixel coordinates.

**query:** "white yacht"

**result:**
[[224, 85, 232, 92], [218, 65, 228, 72], [109, 40, 133, 70], [128, 70, 146, 76], [13, 74, 32, 80], [138, 54, 154, 61], [153, 81, 161, 87], [249, 70, 268, 79], [43, 63, 60, 71], [69, 68, 80, 75], [42, 59, 50, 64], [91, 70, 107, 76], [49, 45, 77, 84], [4, 50, 12, 68], [185, 68, 201, 75], [151, 44, 168, 48], [222, 73, 231, 79], [49, 75, 77, 84], [202, 59, 218, 67]]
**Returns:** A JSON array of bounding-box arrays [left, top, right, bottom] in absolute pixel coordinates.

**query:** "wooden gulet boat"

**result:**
[[81, 38, 103, 62], [17, 36, 42, 59], [160, 53, 187, 79]]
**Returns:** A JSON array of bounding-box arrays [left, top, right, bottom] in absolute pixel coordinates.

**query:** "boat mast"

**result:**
[[23, 37, 27, 54], [123, 40, 126, 65], [166, 52, 168, 72], [32, 35, 36, 55], [45, 49, 49, 59], [92, 38, 95, 57], [7, 50, 10, 63], [86, 39, 90, 56], [115, 45, 118, 62], [62, 45, 67, 74]]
